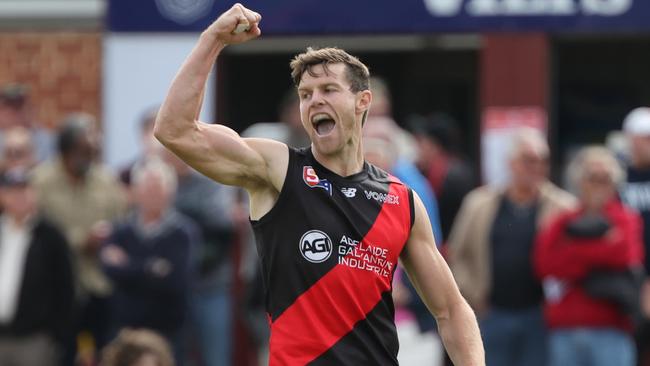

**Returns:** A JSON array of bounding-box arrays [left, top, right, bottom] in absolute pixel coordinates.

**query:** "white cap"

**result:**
[[623, 107, 650, 135]]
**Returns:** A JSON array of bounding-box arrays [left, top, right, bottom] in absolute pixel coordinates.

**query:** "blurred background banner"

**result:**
[[108, 0, 650, 33]]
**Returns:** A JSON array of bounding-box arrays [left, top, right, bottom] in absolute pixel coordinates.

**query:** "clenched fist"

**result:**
[[204, 3, 262, 45]]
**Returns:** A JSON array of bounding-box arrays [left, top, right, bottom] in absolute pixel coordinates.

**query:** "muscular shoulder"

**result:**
[[243, 140, 290, 220], [242, 138, 289, 193]]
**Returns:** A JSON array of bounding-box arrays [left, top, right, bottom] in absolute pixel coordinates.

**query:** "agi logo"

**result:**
[[299, 230, 333, 263], [303, 166, 333, 196]]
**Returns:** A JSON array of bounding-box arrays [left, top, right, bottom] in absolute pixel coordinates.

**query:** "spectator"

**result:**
[[119, 106, 164, 186], [367, 76, 392, 118], [31, 113, 127, 360], [101, 158, 195, 363], [0, 168, 74, 366], [0, 126, 36, 174], [367, 76, 418, 161], [448, 128, 576, 366], [0, 84, 55, 162], [101, 328, 174, 366], [410, 113, 476, 241], [618, 107, 650, 365], [535, 146, 643, 366], [162, 149, 237, 366]]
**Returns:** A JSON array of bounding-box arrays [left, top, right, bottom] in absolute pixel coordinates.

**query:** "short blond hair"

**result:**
[[100, 328, 174, 366], [290, 47, 370, 93], [131, 157, 177, 194], [567, 145, 625, 188], [508, 127, 549, 161]]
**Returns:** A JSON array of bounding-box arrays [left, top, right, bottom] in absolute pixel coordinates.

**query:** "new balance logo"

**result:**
[[341, 188, 357, 198]]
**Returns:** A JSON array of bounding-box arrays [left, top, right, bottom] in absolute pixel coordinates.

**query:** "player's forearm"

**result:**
[[437, 297, 485, 366], [155, 32, 225, 144]]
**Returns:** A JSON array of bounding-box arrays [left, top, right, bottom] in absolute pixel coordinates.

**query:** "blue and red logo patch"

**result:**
[[303, 166, 333, 196]]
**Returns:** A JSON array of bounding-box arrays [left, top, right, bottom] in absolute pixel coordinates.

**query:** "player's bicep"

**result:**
[[159, 120, 282, 189], [401, 192, 463, 319]]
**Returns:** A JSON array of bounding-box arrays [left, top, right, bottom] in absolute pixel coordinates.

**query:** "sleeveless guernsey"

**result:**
[[252, 147, 414, 365]]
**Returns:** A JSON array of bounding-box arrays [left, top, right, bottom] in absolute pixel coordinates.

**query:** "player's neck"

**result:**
[[312, 144, 364, 177]]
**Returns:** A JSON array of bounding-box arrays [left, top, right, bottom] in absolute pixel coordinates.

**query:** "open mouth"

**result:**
[[312, 113, 336, 136]]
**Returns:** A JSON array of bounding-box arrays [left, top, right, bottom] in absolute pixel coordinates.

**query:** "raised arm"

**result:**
[[154, 4, 287, 195], [401, 192, 485, 366]]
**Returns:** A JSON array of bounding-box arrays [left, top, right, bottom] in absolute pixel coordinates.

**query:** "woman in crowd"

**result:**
[[535, 146, 644, 366]]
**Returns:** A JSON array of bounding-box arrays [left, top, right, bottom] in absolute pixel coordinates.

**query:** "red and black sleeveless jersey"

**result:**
[[251, 147, 414, 365]]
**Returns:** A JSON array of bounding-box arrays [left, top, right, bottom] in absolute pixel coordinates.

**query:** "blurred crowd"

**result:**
[[1, 77, 650, 366], [0, 84, 239, 366]]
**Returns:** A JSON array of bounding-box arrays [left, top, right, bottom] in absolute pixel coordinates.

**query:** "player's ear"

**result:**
[[356, 89, 372, 115]]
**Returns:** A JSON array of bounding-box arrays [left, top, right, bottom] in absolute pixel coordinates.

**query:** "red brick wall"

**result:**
[[0, 32, 101, 129]]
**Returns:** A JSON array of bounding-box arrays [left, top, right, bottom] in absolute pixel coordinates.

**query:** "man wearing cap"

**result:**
[[620, 107, 650, 364], [622, 107, 650, 257], [0, 83, 55, 162], [0, 168, 75, 366]]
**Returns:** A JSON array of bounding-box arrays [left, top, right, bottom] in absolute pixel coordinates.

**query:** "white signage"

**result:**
[[424, 0, 633, 16]]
